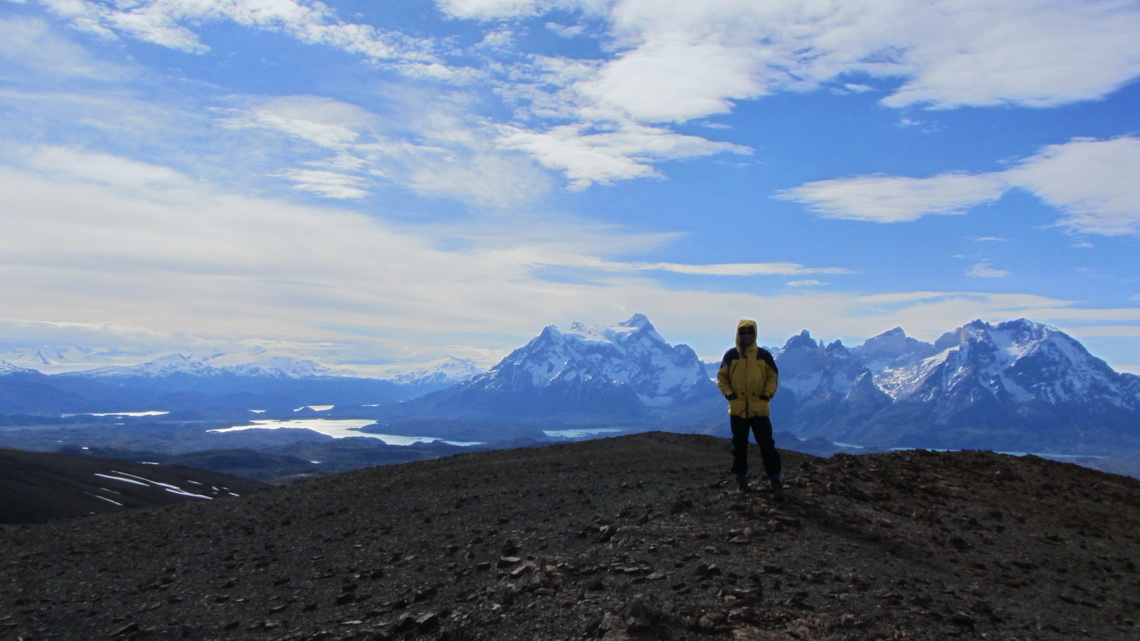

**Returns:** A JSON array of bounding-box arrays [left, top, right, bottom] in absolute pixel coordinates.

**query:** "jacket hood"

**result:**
[[736, 319, 758, 352]]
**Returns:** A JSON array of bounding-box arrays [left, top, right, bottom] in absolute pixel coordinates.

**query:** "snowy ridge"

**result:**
[[0, 360, 35, 376], [481, 313, 710, 408], [64, 353, 334, 379], [390, 357, 484, 386], [808, 319, 1138, 410], [775, 331, 871, 401], [768, 319, 1140, 453]]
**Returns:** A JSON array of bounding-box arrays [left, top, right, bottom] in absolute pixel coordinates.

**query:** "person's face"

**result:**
[[737, 326, 756, 346]]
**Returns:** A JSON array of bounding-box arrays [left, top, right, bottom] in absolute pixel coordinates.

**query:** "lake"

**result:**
[[209, 418, 483, 446]]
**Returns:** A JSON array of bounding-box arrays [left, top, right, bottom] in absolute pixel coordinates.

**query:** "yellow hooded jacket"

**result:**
[[716, 319, 779, 417]]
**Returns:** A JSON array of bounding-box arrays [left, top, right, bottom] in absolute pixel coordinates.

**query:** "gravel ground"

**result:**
[[2, 431, 1138, 641]]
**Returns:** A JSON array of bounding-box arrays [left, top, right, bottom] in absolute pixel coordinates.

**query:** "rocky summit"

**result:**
[[2, 432, 1138, 641]]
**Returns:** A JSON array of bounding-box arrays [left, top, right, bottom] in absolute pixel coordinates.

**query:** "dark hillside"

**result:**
[[1, 432, 1137, 640], [0, 449, 267, 524]]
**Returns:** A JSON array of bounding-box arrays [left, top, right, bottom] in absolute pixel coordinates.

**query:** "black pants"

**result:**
[[730, 415, 782, 478]]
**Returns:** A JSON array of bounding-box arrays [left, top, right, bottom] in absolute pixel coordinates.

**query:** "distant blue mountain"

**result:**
[[3, 317, 1137, 457]]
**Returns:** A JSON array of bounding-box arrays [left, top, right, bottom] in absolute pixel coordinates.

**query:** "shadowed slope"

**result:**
[[0, 448, 266, 524], [1, 432, 1137, 640]]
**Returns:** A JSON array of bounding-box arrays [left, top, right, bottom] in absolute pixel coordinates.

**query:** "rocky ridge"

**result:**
[[2, 432, 1137, 640]]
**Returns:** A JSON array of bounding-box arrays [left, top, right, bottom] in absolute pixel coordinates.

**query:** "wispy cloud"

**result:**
[[3, 1, 1138, 371], [497, 121, 751, 189], [36, 0, 444, 70], [780, 136, 1140, 237], [12, 145, 1130, 367], [775, 173, 1007, 223], [966, 260, 1010, 279], [215, 92, 554, 207], [567, 258, 850, 277], [788, 279, 825, 288], [24, 0, 1140, 192], [0, 147, 839, 361], [1003, 137, 1140, 236]]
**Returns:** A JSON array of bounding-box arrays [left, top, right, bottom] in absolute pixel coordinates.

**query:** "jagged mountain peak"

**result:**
[[935, 317, 1052, 350], [562, 313, 664, 345], [902, 318, 1135, 409], [422, 315, 717, 420], [783, 329, 820, 351], [858, 326, 929, 354], [0, 359, 36, 376], [824, 339, 851, 356]]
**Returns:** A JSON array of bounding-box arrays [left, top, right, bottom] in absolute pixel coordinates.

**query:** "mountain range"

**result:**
[[774, 318, 1140, 454], [1, 315, 1138, 461], [376, 315, 1139, 457], [0, 354, 470, 415]]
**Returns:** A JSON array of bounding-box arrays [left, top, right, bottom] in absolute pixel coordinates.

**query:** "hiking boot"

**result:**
[[770, 477, 787, 502], [736, 474, 750, 493]]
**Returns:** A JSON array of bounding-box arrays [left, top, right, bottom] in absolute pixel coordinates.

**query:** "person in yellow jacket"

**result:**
[[716, 319, 785, 500]]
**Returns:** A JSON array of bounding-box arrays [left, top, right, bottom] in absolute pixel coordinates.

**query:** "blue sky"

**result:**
[[1, 0, 1138, 375]]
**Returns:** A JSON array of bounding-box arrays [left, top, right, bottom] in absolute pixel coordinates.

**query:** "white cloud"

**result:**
[[435, 0, 544, 20], [0, 152, 552, 346], [221, 95, 370, 149], [577, 38, 766, 123], [407, 152, 553, 209], [278, 168, 369, 199], [15, 146, 1122, 367], [776, 172, 1007, 223], [22, 146, 193, 192], [781, 136, 1140, 237], [1003, 137, 1140, 236], [546, 21, 585, 38], [498, 121, 750, 188], [877, 0, 1140, 109], [564, 0, 1140, 120], [533, 256, 850, 277], [217, 93, 554, 207], [508, 0, 1140, 184], [31, 0, 1140, 193], [966, 261, 1010, 279], [0, 14, 132, 81], [3, 149, 1135, 370], [436, 0, 610, 21], [39, 0, 440, 64]]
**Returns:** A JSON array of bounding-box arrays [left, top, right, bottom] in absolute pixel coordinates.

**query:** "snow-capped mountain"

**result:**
[[775, 319, 1140, 454], [771, 331, 892, 439], [0, 359, 36, 376], [851, 327, 938, 379], [864, 319, 1139, 410], [390, 357, 484, 387], [500, 313, 712, 408], [777, 331, 872, 401], [61, 354, 334, 379], [218, 357, 334, 379], [2, 347, 91, 374], [3, 316, 1136, 456], [400, 314, 719, 423]]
